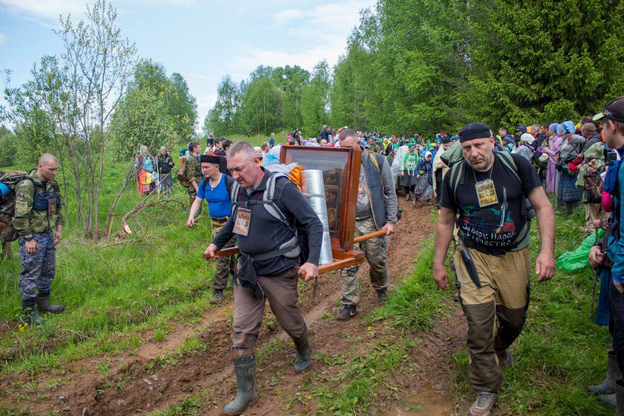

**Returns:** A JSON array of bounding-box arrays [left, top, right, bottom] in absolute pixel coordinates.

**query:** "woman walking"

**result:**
[[414, 151, 434, 206], [400, 142, 418, 201], [135, 145, 157, 196], [557, 120, 586, 215]]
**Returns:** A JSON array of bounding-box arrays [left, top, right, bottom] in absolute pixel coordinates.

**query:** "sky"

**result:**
[[0, 0, 378, 132]]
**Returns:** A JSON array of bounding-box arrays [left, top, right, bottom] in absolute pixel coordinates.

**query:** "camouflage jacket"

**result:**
[[12, 170, 64, 236], [184, 154, 203, 186]]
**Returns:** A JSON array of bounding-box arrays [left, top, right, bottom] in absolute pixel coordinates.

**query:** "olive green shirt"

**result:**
[[12, 170, 64, 236]]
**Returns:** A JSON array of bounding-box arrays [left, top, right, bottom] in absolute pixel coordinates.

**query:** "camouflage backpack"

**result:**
[[0, 170, 31, 242]]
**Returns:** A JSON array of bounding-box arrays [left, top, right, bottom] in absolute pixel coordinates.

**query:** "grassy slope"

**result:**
[[0, 140, 614, 414]]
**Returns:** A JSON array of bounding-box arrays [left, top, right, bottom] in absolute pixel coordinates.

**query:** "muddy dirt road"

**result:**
[[0, 200, 468, 415]]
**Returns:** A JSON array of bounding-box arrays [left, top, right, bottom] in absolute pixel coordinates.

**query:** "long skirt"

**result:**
[[399, 170, 417, 187], [137, 170, 155, 196], [558, 171, 582, 202], [415, 174, 433, 201]]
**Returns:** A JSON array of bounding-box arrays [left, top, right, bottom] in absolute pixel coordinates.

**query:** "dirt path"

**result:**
[[0, 199, 468, 415]]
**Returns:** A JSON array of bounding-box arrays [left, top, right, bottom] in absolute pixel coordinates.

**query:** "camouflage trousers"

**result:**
[[211, 219, 236, 290], [18, 231, 56, 302], [340, 216, 389, 306]]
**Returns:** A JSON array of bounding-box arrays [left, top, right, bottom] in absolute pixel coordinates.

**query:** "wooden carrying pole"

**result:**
[[213, 229, 387, 275]]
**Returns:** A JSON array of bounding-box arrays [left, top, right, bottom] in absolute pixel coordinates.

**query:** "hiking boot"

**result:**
[[496, 349, 514, 369], [588, 351, 621, 394], [469, 392, 498, 416], [35, 292, 64, 314], [22, 300, 45, 325], [336, 305, 357, 321], [294, 335, 311, 373], [376, 288, 389, 304], [405, 193, 410, 201], [412, 196, 417, 207], [223, 353, 259, 415], [210, 289, 225, 303]]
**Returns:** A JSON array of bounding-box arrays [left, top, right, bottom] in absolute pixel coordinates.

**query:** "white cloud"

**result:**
[[234, 0, 375, 75], [0, 0, 85, 20], [0, 34, 6, 44], [274, 8, 302, 23]]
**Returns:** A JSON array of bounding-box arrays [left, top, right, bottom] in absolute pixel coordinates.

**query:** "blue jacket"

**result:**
[[608, 147, 624, 283]]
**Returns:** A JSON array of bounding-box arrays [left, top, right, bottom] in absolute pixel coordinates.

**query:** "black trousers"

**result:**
[[609, 279, 624, 377]]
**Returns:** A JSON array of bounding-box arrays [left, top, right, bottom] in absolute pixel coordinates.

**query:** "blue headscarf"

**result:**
[[549, 123, 559, 135], [563, 120, 576, 134]]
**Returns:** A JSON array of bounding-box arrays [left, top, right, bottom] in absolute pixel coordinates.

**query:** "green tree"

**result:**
[[3, 0, 137, 238], [238, 74, 284, 134], [204, 75, 240, 135], [301, 60, 330, 136], [110, 60, 194, 158], [462, 0, 624, 127]]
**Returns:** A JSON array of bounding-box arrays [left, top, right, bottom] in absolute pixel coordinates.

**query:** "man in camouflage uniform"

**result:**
[[337, 129, 398, 320], [184, 141, 203, 217], [13, 153, 65, 324]]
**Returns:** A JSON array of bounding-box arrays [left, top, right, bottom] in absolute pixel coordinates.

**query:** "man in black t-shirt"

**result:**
[[433, 122, 555, 416]]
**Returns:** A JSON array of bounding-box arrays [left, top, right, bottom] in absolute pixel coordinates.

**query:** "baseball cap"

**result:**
[[593, 97, 624, 123]]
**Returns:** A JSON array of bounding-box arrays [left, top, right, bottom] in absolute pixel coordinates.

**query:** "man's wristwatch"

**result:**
[[24, 235, 33, 242]]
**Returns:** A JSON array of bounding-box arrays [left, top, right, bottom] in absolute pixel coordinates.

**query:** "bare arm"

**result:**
[[186, 197, 203, 227], [432, 207, 456, 289], [527, 186, 556, 281]]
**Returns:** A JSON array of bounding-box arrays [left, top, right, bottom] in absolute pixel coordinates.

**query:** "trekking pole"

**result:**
[[589, 228, 600, 320]]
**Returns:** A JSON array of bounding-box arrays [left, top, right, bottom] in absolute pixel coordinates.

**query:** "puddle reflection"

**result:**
[[383, 385, 454, 416]]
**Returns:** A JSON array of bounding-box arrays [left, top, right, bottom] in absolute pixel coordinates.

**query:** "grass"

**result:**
[[0, 142, 616, 415]]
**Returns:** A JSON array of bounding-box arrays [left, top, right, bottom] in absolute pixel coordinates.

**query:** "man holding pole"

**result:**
[[204, 141, 322, 415], [336, 128, 398, 320]]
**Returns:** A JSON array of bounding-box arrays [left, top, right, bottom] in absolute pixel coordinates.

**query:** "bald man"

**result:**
[[13, 153, 65, 325]]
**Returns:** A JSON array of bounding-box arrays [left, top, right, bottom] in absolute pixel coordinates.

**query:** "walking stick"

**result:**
[[589, 228, 599, 319]]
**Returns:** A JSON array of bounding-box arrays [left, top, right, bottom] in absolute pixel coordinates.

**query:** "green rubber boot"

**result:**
[[223, 353, 259, 415]]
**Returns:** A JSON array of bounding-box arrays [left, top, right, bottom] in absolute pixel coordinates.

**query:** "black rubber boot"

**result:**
[[598, 393, 617, 408], [23, 300, 45, 325], [294, 335, 311, 373], [223, 353, 259, 415], [337, 305, 357, 321], [589, 351, 622, 394], [616, 379, 624, 416], [35, 292, 65, 314]]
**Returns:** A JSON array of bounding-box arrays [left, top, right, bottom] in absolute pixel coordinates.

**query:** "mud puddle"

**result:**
[[384, 385, 454, 416]]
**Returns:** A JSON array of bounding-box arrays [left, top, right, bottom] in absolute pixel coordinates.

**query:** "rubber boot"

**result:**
[[589, 351, 622, 394], [616, 379, 624, 416], [294, 335, 311, 373], [223, 353, 259, 415], [22, 300, 45, 325], [35, 292, 65, 314], [598, 393, 617, 408]]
